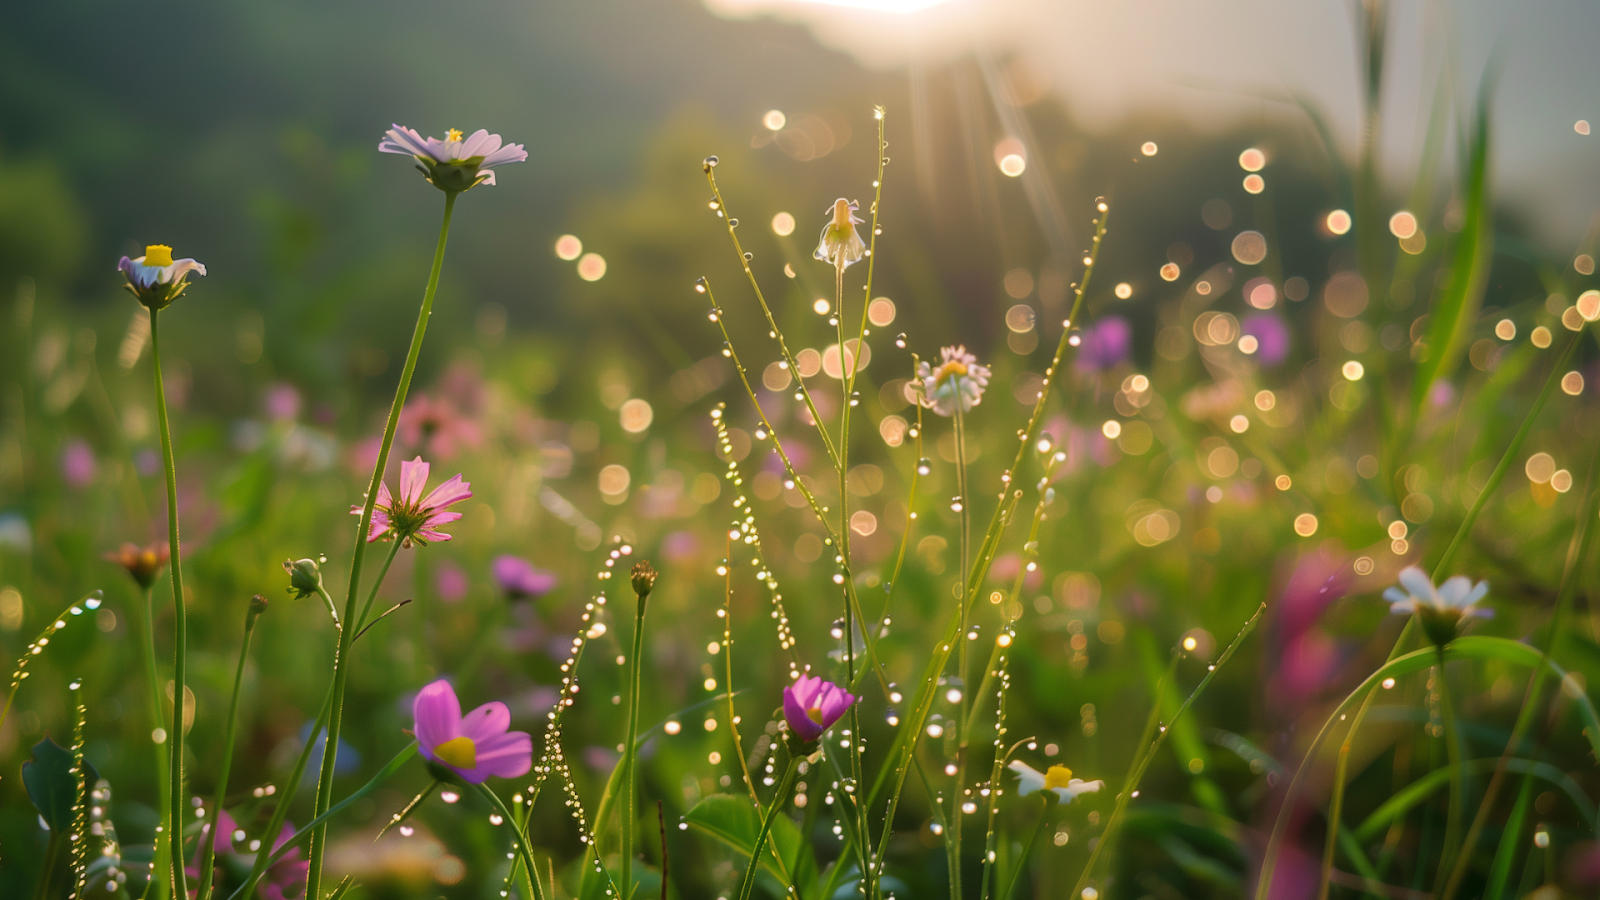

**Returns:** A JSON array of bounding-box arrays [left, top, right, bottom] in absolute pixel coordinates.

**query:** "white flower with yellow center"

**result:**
[[1008, 760, 1103, 804], [916, 345, 990, 417], [117, 244, 207, 310]]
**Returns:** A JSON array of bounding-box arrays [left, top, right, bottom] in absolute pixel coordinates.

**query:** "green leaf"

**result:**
[[1411, 77, 1495, 412], [22, 736, 96, 832], [685, 793, 818, 895]]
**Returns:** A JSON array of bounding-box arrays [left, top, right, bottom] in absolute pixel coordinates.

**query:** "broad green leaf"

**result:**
[[22, 736, 96, 832]]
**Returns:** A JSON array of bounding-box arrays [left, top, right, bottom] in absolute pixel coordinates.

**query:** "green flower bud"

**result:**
[[284, 557, 324, 599]]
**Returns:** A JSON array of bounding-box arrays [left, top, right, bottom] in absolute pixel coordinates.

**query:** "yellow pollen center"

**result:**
[[445, 128, 464, 142], [807, 704, 825, 725], [936, 361, 968, 381], [1044, 766, 1074, 790], [143, 245, 174, 268], [433, 736, 477, 769]]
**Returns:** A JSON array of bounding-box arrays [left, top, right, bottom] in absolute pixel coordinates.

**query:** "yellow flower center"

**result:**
[[445, 128, 464, 142], [143, 245, 174, 268], [1043, 766, 1074, 790], [936, 360, 968, 382], [807, 703, 824, 725], [433, 736, 477, 769]]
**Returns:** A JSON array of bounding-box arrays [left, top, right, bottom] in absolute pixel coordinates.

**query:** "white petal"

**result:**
[[1382, 587, 1411, 605], [1398, 567, 1435, 603], [1437, 576, 1474, 608], [1007, 760, 1045, 796]]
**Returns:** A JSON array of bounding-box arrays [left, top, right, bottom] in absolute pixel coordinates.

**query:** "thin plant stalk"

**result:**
[[1071, 604, 1265, 896], [353, 540, 405, 634], [997, 795, 1051, 900], [1260, 329, 1582, 898], [1440, 436, 1600, 900], [238, 686, 335, 898], [230, 744, 419, 900], [149, 306, 190, 900], [620, 593, 648, 899], [135, 583, 173, 900], [1431, 653, 1466, 896], [196, 599, 264, 900], [735, 755, 801, 900], [477, 784, 549, 900], [306, 189, 458, 898]]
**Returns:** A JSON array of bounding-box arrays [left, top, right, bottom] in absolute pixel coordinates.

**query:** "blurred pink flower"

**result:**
[[412, 679, 533, 783], [435, 561, 470, 604], [399, 394, 483, 461], [265, 383, 301, 422], [61, 440, 97, 488], [261, 821, 309, 900], [492, 555, 557, 599]]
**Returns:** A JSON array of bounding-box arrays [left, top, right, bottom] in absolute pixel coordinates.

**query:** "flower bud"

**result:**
[[247, 593, 270, 629], [630, 561, 658, 609], [284, 557, 324, 599]]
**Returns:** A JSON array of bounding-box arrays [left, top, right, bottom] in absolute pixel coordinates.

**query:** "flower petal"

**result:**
[[1397, 567, 1434, 604], [399, 457, 430, 506], [1007, 759, 1045, 796], [412, 679, 462, 755], [460, 701, 511, 743], [469, 729, 534, 781], [458, 129, 498, 158], [420, 473, 472, 510], [783, 685, 823, 743], [1438, 576, 1474, 608], [481, 143, 528, 167]]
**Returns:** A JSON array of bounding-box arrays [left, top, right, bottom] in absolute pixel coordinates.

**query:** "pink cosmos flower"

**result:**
[[782, 674, 856, 745], [412, 679, 533, 784], [350, 456, 471, 546]]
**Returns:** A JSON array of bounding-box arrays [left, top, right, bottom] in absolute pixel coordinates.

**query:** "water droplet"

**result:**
[[440, 790, 461, 804], [489, 813, 504, 825], [703, 155, 719, 169], [895, 333, 907, 348], [743, 251, 753, 262], [1067, 328, 1082, 347], [399, 825, 414, 836]]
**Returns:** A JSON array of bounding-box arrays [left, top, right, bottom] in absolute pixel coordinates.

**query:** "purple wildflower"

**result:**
[[1241, 313, 1289, 366], [412, 679, 533, 784], [379, 125, 527, 192], [492, 555, 557, 599], [782, 674, 856, 745], [1073, 316, 1131, 372], [61, 440, 97, 488]]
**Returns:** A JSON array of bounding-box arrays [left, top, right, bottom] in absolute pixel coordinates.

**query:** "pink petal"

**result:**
[[413, 528, 454, 543], [460, 701, 511, 743], [422, 510, 463, 528], [783, 685, 823, 743], [412, 680, 462, 754], [790, 674, 822, 707], [469, 730, 534, 781], [420, 474, 472, 510], [399, 457, 430, 506], [458, 130, 498, 158], [366, 509, 391, 542]]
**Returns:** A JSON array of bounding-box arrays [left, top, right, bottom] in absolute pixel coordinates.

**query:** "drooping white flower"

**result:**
[[1007, 760, 1103, 804], [814, 198, 866, 269], [916, 345, 990, 417]]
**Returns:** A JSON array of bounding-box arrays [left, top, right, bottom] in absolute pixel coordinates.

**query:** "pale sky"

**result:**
[[707, 0, 1600, 249]]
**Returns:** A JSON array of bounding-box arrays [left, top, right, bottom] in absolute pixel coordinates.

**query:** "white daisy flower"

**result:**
[[916, 345, 990, 417], [1007, 760, 1103, 804], [1383, 565, 1490, 646]]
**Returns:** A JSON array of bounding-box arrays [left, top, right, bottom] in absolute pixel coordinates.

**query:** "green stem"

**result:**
[[353, 540, 404, 634], [998, 795, 1051, 900], [197, 601, 262, 900], [1432, 653, 1465, 896], [237, 686, 334, 898], [229, 743, 418, 900], [1442, 434, 1600, 900], [150, 307, 190, 900], [621, 596, 647, 900], [478, 783, 549, 900], [1073, 605, 1265, 897], [735, 755, 801, 900], [306, 189, 457, 898], [135, 584, 173, 900]]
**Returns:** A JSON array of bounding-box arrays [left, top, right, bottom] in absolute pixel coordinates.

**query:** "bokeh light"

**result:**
[[577, 252, 607, 281], [555, 234, 583, 260], [763, 109, 786, 130], [1325, 210, 1352, 235], [772, 211, 795, 236]]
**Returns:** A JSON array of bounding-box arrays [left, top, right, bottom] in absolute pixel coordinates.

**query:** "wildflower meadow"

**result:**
[[3, 2, 1600, 899]]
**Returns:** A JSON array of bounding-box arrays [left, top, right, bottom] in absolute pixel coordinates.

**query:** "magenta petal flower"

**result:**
[[260, 821, 310, 900], [379, 124, 527, 192], [350, 456, 471, 547], [493, 555, 558, 599], [782, 674, 857, 745], [413, 679, 533, 784]]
